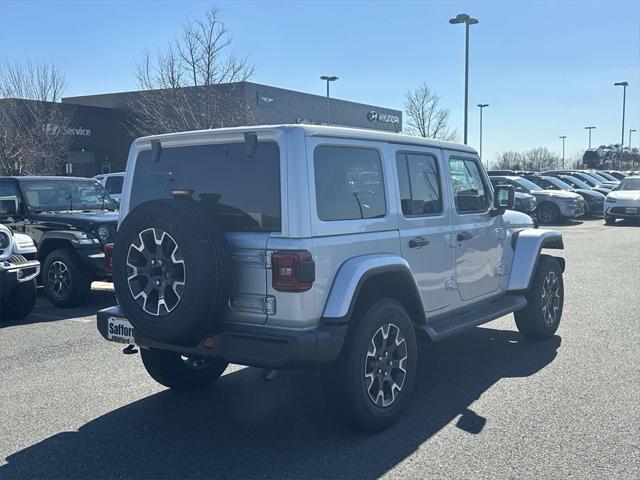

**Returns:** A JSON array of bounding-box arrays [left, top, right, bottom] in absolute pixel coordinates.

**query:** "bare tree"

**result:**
[[127, 7, 255, 136], [493, 147, 560, 172], [404, 82, 459, 142], [0, 60, 72, 175]]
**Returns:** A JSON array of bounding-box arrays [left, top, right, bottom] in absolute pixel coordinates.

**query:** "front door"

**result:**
[[446, 154, 502, 301], [395, 148, 455, 312]]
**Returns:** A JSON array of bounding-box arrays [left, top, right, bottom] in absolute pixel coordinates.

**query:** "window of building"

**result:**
[[449, 157, 490, 213], [396, 152, 442, 216], [314, 146, 386, 221]]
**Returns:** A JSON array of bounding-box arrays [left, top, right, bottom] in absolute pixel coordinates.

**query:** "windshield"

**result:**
[[618, 178, 640, 191], [21, 179, 116, 212], [562, 176, 590, 189], [583, 172, 608, 182], [542, 176, 572, 190], [573, 173, 598, 187], [513, 178, 543, 191], [596, 171, 617, 181]]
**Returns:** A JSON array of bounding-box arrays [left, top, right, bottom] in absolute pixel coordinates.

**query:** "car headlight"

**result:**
[[0, 231, 9, 250], [606, 197, 617, 203], [98, 225, 110, 242]]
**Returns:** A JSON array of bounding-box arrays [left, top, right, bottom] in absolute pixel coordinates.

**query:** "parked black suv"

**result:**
[[0, 176, 117, 307]]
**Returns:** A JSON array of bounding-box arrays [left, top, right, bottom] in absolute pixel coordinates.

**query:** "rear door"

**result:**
[[127, 139, 282, 324], [445, 153, 502, 301], [393, 147, 455, 312]]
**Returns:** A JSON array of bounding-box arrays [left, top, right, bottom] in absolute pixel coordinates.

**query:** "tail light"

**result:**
[[271, 250, 315, 292], [104, 243, 114, 275]]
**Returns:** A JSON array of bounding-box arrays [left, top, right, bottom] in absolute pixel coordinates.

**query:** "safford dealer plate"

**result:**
[[106, 317, 136, 344]]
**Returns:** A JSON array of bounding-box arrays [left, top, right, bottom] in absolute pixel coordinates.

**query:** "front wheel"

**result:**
[[1, 279, 37, 321], [537, 203, 560, 224], [515, 256, 564, 340], [42, 249, 91, 307], [604, 215, 616, 225], [140, 348, 229, 390], [322, 298, 417, 431]]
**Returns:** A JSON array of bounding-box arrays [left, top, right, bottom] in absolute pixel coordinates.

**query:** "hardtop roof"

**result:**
[[135, 124, 477, 154]]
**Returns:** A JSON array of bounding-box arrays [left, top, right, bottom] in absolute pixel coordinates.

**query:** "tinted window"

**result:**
[[104, 176, 124, 194], [396, 152, 442, 216], [314, 146, 386, 221], [449, 158, 490, 213], [0, 182, 21, 217], [130, 142, 281, 232]]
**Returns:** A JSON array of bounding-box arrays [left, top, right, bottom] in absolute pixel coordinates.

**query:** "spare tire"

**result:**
[[112, 199, 231, 346]]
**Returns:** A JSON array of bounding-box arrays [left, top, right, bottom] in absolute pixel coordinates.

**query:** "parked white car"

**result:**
[[604, 176, 640, 224], [94, 172, 125, 206]]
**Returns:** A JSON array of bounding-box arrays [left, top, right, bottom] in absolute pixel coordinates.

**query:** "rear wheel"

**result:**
[[1, 279, 37, 321], [515, 256, 564, 340], [537, 202, 560, 224], [322, 298, 417, 431], [140, 348, 229, 390], [42, 249, 91, 307]]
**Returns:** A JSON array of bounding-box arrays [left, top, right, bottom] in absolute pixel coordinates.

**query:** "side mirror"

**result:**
[[493, 184, 515, 212]]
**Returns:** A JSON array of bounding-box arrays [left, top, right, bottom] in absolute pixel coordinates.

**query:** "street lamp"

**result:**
[[559, 136, 567, 168], [449, 13, 479, 145], [477, 104, 489, 167], [320, 75, 338, 124], [630, 129, 637, 171], [614, 81, 628, 147], [584, 126, 596, 149]]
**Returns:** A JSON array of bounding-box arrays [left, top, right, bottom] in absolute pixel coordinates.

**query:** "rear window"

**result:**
[[129, 142, 281, 232]]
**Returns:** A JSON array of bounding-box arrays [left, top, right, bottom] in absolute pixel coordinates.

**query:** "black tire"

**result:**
[[112, 199, 231, 346], [604, 215, 616, 225], [536, 202, 560, 224], [322, 298, 418, 432], [140, 347, 228, 390], [515, 255, 564, 340], [1, 279, 37, 321], [42, 249, 91, 307]]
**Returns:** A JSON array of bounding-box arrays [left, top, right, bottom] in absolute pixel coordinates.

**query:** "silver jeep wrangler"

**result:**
[[98, 125, 565, 431], [1, 223, 40, 322]]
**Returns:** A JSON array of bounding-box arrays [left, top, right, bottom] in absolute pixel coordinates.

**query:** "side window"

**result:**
[[0, 182, 22, 218], [396, 152, 442, 216], [314, 146, 386, 221], [449, 158, 490, 213], [104, 176, 124, 194]]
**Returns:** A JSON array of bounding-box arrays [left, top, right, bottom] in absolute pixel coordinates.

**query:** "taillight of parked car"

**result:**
[[104, 243, 114, 275], [271, 250, 315, 292]]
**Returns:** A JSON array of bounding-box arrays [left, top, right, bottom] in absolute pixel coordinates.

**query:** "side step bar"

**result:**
[[420, 294, 528, 342]]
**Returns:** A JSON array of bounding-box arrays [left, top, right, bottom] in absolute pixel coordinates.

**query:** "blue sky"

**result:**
[[1, 0, 639, 164]]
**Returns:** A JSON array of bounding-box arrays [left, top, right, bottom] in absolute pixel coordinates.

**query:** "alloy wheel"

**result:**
[[47, 261, 71, 298], [126, 227, 186, 316], [540, 270, 561, 325], [364, 323, 408, 408]]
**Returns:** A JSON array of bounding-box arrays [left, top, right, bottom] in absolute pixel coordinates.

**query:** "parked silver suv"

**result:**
[[97, 125, 566, 431]]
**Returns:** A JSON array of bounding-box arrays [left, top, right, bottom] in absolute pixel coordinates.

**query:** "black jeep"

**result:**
[[0, 176, 118, 307]]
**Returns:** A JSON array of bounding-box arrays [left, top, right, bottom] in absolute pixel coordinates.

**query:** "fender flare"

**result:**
[[507, 228, 565, 291], [321, 254, 426, 324], [37, 231, 100, 259]]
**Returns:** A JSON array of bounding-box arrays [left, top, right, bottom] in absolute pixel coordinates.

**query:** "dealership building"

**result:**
[[40, 81, 402, 176]]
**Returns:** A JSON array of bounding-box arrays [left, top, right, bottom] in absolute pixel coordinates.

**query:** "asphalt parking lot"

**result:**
[[1, 218, 638, 479]]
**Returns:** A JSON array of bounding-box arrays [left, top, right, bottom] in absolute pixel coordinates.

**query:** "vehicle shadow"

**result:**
[[0, 288, 115, 328], [1, 327, 561, 479]]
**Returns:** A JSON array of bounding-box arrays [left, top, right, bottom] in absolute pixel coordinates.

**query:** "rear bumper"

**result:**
[[97, 306, 348, 369]]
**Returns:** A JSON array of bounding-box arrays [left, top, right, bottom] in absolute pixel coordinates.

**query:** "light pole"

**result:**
[[584, 126, 596, 148], [614, 81, 628, 147], [630, 129, 637, 171], [449, 13, 479, 145], [559, 136, 567, 168], [477, 104, 489, 167], [320, 75, 338, 124]]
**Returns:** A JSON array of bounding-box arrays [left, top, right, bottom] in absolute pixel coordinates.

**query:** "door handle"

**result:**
[[409, 237, 430, 248], [457, 231, 474, 242]]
